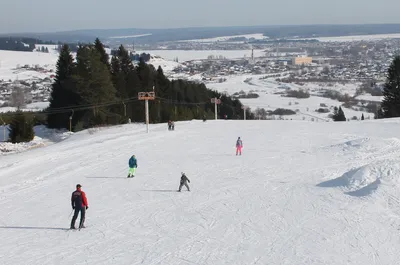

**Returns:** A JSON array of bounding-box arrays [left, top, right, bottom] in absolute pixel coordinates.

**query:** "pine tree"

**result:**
[[332, 106, 346, 121], [47, 44, 77, 129], [381, 56, 400, 118], [361, 113, 364, 120], [111, 45, 142, 120], [72, 46, 117, 127], [8, 111, 35, 143], [94, 38, 111, 72]]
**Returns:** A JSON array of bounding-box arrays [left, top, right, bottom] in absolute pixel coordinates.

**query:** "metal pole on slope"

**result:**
[[211, 98, 220, 120], [0, 117, 5, 142], [215, 99, 217, 120], [138, 91, 155, 133], [122, 101, 126, 117], [145, 99, 149, 133], [69, 110, 74, 132], [242, 105, 248, 120]]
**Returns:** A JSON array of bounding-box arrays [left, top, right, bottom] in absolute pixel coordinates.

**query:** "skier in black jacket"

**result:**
[[178, 172, 190, 192]]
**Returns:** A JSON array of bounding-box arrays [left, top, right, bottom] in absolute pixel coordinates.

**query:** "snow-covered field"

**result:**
[[146, 55, 183, 73], [0, 50, 57, 81], [207, 74, 377, 121], [109, 33, 153, 39], [0, 49, 183, 82], [0, 102, 50, 113], [178, 33, 269, 43], [1, 119, 400, 264], [34, 45, 59, 54], [297, 33, 400, 42]]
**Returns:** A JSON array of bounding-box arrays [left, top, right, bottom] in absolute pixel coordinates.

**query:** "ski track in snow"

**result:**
[[1, 120, 400, 264]]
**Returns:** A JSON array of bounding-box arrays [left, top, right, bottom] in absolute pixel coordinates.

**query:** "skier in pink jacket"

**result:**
[[236, 137, 243, 156]]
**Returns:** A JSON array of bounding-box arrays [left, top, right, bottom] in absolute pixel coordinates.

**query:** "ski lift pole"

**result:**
[[138, 91, 155, 133], [69, 110, 74, 132], [122, 101, 126, 117], [0, 116, 5, 142], [211, 98, 221, 120]]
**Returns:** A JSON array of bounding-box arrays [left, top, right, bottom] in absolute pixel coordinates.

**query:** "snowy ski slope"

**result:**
[[1, 120, 400, 264]]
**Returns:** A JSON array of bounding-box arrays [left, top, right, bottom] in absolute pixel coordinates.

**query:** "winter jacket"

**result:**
[[180, 174, 190, 184], [236, 139, 243, 147], [129, 156, 137, 168], [71, 189, 88, 209]]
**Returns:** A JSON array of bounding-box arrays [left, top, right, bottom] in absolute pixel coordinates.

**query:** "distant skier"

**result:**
[[70, 184, 89, 229], [127, 154, 137, 178], [178, 172, 190, 192], [168, 120, 175, 131], [236, 137, 243, 156]]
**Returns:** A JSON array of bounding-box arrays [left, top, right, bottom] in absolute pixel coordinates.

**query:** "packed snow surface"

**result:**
[[1, 119, 400, 264]]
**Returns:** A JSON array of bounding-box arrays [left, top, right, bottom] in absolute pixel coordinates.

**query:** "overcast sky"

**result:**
[[1, 0, 399, 33]]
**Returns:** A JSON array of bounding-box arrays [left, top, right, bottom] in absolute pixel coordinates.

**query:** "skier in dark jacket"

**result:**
[[70, 184, 89, 229], [178, 172, 190, 192]]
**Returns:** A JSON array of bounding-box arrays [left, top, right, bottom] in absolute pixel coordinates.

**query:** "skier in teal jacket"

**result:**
[[127, 155, 137, 178]]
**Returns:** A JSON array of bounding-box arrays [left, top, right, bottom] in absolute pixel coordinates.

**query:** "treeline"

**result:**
[[110, 50, 151, 62], [46, 38, 252, 131], [0, 37, 55, 52], [56, 43, 93, 53]]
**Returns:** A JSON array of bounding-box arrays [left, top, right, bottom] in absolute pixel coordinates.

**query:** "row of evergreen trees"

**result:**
[[47, 38, 252, 131]]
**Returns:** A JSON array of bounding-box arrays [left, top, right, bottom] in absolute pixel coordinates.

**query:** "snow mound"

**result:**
[[317, 159, 400, 197], [0, 141, 45, 154], [327, 137, 371, 151], [320, 137, 400, 160]]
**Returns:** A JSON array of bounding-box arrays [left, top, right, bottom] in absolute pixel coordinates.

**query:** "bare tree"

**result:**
[[254, 107, 268, 120], [9, 86, 26, 109]]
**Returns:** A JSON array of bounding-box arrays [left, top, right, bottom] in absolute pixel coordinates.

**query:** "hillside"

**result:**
[[1, 120, 400, 264], [0, 49, 183, 111]]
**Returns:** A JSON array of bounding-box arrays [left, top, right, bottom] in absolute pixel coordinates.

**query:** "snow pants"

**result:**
[[179, 182, 190, 191], [128, 167, 136, 176], [236, 146, 242, 155], [71, 207, 86, 229]]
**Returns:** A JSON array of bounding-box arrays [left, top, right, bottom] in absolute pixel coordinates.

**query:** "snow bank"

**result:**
[[0, 125, 72, 154]]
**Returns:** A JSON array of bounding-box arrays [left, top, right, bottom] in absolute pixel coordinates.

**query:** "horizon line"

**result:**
[[2, 22, 400, 36]]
